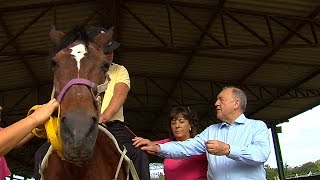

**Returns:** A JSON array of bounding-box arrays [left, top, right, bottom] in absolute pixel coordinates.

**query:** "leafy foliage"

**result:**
[[266, 160, 320, 179]]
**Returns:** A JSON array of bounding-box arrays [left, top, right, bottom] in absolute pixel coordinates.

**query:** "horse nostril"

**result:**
[[92, 116, 98, 124], [61, 116, 66, 123], [85, 116, 98, 137], [60, 116, 74, 138]]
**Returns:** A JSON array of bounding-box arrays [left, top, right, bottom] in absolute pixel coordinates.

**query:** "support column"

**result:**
[[270, 123, 285, 180]]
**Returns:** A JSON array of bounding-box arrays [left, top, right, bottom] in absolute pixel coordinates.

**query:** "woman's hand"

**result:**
[[28, 99, 59, 126]]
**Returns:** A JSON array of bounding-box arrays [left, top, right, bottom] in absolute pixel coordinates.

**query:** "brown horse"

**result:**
[[39, 26, 132, 180]]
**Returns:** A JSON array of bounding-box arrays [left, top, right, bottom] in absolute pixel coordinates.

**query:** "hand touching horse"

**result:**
[[38, 26, 133, 180]]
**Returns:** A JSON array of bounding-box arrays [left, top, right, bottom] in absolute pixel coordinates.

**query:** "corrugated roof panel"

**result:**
[[246, 63, 318, 87], [170, 7, 211, 47], [2, 9, 46, 35], [226, 0, 317, 17], [1, 0, 52, 7], [270, 48, 320, 66], [171, 80, 215, 103], [174, 0, 220, 5], [25, 56, 53, 83], [184, 55, 255, 81], [201, 15, 226, 46], [285, 21, 315, 44], [3, 90, 40, 110], [120, 9, 166, 47], [301, 74, 320, 89], [119, 52, 187, 76], [130, 76, 174, 97], [3, 2, 96, 53], [0, 60, 33, 90], [201, 48, 265, 59], [128, 4, 170, 44], [252, 97, 320, 121], [222, 14, 267, 45]]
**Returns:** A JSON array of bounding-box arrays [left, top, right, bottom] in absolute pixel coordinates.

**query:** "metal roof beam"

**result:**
[[239, 6, 320, 84], [270, 16, 313, 44], [171, 5, 225, 47], [0, 0, 90, 12], [0, 6, 52, 53], [249, 69, 320, 116], [182, 80, 210, 103], [223, 10, 269, 45], [151, 0, 227, 117], [127, 0, 318, 22], [129, 75, 320, 104], [0, 89, 33, 126], [166, 4, 174, 47], [2, 43, 320, 58], [0, 15, 40, 84], [120, 43, 320, 51], [147, 77, 181, 104], [121, 4, 168, 47]]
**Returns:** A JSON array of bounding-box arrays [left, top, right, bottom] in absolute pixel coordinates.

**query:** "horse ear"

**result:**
[[92, 27, 113, 47], [50, 25, 65, 45]]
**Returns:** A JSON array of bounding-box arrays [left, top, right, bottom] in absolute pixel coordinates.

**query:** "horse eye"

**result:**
[[101, 62, 110, 71], [51, 59, 57, 67]]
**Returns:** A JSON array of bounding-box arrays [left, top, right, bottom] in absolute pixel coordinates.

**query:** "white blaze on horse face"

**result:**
[[70, 44, 87, 73]]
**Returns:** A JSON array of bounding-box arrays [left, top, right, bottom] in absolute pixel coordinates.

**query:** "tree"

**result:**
[[265, 160, 320, 179], [265, 165, 278, 179]]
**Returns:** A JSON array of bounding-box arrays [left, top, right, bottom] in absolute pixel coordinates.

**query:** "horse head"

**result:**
[[49, 26, 114, 165]]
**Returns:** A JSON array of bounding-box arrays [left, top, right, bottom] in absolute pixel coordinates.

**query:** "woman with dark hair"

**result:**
[[134, 106, 208, 180], [166, 106, 199, 140]]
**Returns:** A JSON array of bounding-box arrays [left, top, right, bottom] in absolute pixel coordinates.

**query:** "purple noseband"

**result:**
[[57, 78, 96, 103]]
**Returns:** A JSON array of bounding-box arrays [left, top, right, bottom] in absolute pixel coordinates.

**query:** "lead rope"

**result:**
[[51, 85, 55, 99], [113, 146, 128, 180]]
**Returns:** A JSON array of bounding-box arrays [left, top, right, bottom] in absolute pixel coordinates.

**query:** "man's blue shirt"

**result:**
[[158, 114, 271, 180]]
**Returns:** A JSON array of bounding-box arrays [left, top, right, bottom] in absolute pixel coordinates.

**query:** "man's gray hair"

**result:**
[[223, 86, 247, 112]]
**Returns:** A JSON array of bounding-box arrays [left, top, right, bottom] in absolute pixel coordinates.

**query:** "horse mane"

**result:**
[[52, 26, 90, 55]]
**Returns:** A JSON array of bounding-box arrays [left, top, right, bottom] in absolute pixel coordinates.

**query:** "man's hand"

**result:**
[[132, 137, 160, 155], [205, 140, 230, 156], [99, 112, 110, 124]]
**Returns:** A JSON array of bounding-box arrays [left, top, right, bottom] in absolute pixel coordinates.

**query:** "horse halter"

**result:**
[[34, 77, 109, 160], [55, 76, 109, 112]]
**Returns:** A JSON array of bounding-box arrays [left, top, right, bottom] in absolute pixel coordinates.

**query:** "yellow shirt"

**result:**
[[100, 63, 130, 122]]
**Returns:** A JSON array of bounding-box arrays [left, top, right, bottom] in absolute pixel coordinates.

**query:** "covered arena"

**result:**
[[0, 0, 320, 179]]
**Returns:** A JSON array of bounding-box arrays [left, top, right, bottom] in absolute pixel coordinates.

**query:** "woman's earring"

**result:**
[[189, 127, 191, 131]]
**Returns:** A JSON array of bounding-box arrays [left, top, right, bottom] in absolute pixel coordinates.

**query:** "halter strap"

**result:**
[[57, 78, 96, 103]]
